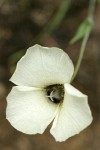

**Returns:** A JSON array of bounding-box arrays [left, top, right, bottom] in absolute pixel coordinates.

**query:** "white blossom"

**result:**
[[6, 44, 93, 142]]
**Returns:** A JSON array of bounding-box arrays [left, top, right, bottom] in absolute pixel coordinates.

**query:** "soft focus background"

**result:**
[[0, 0, 100, 150]]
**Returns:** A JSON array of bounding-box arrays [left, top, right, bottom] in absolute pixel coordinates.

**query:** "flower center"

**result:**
[[46, 84, 64, 104]]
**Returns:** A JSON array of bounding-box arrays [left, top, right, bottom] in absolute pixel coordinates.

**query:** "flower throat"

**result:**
[[46, 84, 64, 104]]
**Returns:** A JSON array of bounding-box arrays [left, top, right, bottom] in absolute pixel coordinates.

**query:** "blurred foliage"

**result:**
[[97, 0, 100, 3], [70, 17, 93, 44], [8, 49, 25, 74], [40, 0, 73, 35]]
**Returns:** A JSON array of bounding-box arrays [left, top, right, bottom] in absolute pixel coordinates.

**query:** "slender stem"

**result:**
[[71, 26, 91, 82], [45, 0, 73, 34], [88, 0, 96, 17], [30, 0, 73, 45], [38, 0, 73, 37], [30, 0, 74, 45], [71, 0, 96, 82]]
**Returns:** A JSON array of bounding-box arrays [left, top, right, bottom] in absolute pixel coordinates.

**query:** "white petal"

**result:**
[[6, 86, 59, 134], [50, 83, 93, 142], [10, 44, 74, 87]]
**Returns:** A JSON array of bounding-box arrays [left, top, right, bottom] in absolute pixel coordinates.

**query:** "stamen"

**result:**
[[46, 91, 54, 102]]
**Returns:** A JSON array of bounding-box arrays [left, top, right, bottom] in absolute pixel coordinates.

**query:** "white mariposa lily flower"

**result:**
[[6, 44, 93, 142]]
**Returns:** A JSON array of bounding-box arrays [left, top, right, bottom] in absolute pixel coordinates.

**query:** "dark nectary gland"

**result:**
[[46, 84, 64, 104]]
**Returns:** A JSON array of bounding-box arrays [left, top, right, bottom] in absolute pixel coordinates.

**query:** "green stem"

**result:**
[[71, 26, 91, 82], [30, 0, 73, 45], [88, 0, 96, 17], [71, 0, 96, 82], [39, 0, 73, 37]]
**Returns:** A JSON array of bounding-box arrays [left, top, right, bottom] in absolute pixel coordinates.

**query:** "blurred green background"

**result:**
[[0, 0, 100, 150]]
